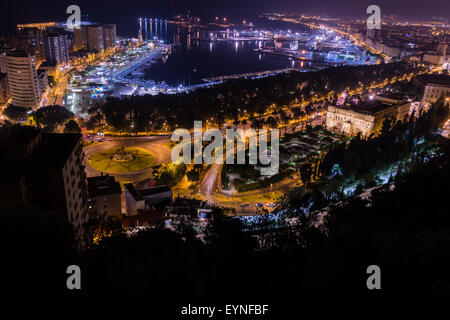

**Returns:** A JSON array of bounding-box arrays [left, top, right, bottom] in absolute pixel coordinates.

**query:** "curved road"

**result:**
[[198, 129, 300, 214], [200, 163, 222, 205]]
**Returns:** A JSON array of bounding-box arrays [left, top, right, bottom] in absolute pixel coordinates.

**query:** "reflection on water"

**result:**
[[142, 25, 316, 87]]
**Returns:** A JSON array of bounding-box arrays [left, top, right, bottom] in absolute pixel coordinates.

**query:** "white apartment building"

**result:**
[[5, 52, 41, 109]]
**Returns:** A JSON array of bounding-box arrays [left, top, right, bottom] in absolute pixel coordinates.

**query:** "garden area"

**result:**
[[222, 127, 341, 193]]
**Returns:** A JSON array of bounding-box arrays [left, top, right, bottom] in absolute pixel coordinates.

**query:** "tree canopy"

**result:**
[[34, 105, 74, 130], [64, 119, 82, 133], [91, 63, 420, 132]]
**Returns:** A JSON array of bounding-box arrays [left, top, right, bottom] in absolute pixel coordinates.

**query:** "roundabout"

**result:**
[[83, 136, 172, 182], [88, 147, 155, 173]]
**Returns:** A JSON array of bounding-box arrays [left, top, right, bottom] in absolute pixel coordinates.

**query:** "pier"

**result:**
[[113, 46, 168, 80], [202, 68, 300, 83], [253, 48, 346, 67]]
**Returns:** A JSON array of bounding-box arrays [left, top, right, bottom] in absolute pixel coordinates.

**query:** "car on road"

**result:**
[[256, 203, 264, 207], [240, 203, 250, 207], [266, 203, 276, 207]]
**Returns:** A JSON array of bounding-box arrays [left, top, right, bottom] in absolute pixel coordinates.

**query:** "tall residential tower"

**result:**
[[5, 52, 41, 109]]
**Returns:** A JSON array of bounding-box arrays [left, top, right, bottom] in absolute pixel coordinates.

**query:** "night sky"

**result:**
[[0, 0, 449, 36]]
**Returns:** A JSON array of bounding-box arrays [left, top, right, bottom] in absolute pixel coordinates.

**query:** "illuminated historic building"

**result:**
[[326, 99, 408, 137], [414, 74, 450, 107]]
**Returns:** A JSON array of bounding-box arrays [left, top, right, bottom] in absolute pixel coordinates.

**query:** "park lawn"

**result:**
[[89, 147, 155, 173]]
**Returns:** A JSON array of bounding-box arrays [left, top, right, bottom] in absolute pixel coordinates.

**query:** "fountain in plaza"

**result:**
[[111, 147, 136, 162]]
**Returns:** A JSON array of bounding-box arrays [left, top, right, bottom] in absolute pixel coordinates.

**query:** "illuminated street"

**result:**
[[0, 0, 449, 306]]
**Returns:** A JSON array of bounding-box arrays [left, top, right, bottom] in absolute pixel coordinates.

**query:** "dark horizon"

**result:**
[[0, 0, 449, 36]]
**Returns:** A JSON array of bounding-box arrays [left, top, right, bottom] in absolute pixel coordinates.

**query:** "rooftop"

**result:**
[[0, 130, 82, 178], [2, 126, 40, 146], [32, 133, 81, 168], [6, 51, 33, 58], [415, 74, 450, 87], [171, 197, 205, 209], [139, 185, 171, 197], [332, 100, 396, 115], [124, 183, 171, 201], [39, 61, 57, 68], [88, 175, 121, 197], [375, 92, 407, 102]]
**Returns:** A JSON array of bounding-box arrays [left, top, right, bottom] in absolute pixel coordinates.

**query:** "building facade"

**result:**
[[88, 175, 122, 219], [0, 130, 89, 235], [5, 52, 41, 109], [124, 184, 172, 216], [37, 69, 48, 97], [102, 24, 116, 49], [16, 27, 46, 63], [74, 26, 88, 51], [414, 74, 450, 107], [0, 72, 10, 106], [44, 33, 69, 65], [87, 25, 104, 51], [74, 24, 116, 52], [374, 94, 412, 122], [326, 102, 401, 137], [60, 135, 89, 229], [0, 52, 7, 73]]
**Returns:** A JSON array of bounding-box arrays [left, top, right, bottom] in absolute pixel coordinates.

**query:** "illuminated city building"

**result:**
[[374, 94, 412, 122], [0, 72, 10, 105], [326, 100, 405, 137], [44, 33, 69, 65], [102, 24, 117, 49], [37, 69, 48, 97], [124, 184, 172, 216], [423, 44, 449, 67], [414, 74, 450, 107], [17, 22, 56, 30], [74, 23, 116, 51], [5, 52, 41, 109], [0, 52, 6, 73], [17, 27, 46, 63], [74, 26, 88, 51], [87, 25, 104, 51]]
